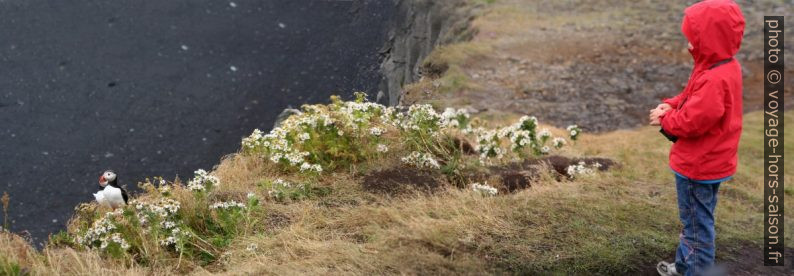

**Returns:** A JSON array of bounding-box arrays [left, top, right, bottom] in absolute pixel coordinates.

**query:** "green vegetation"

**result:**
[[1, 99, 788, 274], [0, 0, 790, 273]]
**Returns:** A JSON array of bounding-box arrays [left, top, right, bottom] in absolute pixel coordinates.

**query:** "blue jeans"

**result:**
[[674, 174, 721, 276]]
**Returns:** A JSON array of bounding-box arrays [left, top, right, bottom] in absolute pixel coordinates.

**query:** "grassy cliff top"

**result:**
[[1, 0, 792, 275]]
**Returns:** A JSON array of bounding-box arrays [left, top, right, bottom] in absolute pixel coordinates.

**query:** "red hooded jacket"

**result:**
[[660, 0, 745, 181]]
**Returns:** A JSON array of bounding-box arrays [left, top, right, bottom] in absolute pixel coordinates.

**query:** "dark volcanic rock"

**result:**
[[379, 0, 479, 105]]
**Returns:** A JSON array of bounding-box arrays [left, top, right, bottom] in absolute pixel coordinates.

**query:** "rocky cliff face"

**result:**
[[378, 0, 477, 105]]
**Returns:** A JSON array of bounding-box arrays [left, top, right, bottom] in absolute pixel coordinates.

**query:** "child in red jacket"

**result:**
[[649, 1, 745, 275]]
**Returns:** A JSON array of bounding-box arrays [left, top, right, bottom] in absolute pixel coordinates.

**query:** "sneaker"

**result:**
[[657, 261, 681, 276]]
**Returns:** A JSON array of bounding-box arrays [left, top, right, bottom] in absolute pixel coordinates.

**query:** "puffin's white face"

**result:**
[[99, 171, 116, 187]]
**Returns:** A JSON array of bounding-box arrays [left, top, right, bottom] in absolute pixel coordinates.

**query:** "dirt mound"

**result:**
[[361, 166, 446, 196], [539, 156, 617, 178], [362, 156, 616, 195], [475, 155, 618, 193]]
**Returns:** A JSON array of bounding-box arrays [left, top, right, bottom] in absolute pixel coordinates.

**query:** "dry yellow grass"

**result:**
[[0, 110, 791, 275], [1, 0, 791, 274]]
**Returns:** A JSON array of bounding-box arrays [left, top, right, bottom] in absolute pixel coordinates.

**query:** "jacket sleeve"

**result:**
[[660, 79, 726, 138], [663, 93, 685, 109]]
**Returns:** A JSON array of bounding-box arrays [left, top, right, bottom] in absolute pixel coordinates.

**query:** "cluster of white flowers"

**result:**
[[537, 128, 552, 141], [566, 161, 603, 178], [242, 100, 471, 175], [474, 128, 506, 160], [78, 209, 131, 252], [552, 137, 566, 148], [299, 162, 323, 173], [393, 105, 472, 133], [266, 178, 311, 202], [210, 200, 246, 210], [379, 106, 404, 126], [473, 115, 571, 160], [471, 183, 498, 196], [187, 169, 220, 192], [440, 107, 472, 132], [141, 198, 181, 220], [298, 132, 311, 141], [517, 115, 539, 131], [369, 127, 386, 136], [401, 151, 441, 169], [131, 198, 184, 248], [273, 178, 291, 188], [241, 129, 265, 151], [77, 209, 121, 247], [242, 107, 341, 174], [339, 100, 383, 129], [240, 95, 578, 175], [160, 220, 176, 229], [160, 236, 178, 246], [509, 130, 532, 151], [398, 104, 441, 132], [266, 178, 287, 199], [104, 232, 131, 250], [566, 125, 582, 140], [158, 184, 171, 195]]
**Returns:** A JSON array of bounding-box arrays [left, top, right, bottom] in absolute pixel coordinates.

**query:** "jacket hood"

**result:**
[[682, 0, 745, 69]]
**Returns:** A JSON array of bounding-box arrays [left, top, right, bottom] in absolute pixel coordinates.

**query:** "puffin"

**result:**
[[93, 170, 128, 209]]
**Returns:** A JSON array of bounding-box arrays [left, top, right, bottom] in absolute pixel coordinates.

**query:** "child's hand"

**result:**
[[656, 103, 672, 112], [649, 107, 666, 126]]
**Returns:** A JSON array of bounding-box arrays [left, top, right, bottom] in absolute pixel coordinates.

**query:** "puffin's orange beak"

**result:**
[[99, 175, 106, 185]]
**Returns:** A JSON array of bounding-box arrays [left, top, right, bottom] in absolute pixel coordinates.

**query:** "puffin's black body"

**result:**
[[104, 175, 129, 204]]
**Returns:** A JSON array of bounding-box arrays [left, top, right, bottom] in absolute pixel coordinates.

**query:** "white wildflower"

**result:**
[[566, 161, 599, 179], [274, 179, 291, 188], [552, 137, 566, 148], [299, 162, 323, 173], [369, 127, 385, 136], [161, 221, 176, 229], [210, 200, 246, 210], [298, 132, 310, 141], [537, 128, 552, 139], [160, 236, 177, 246], [401, 151, 441, 169], [471, 183, 498, 196], [187, 169, 219, 192], [566, 125, 581, 140]]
